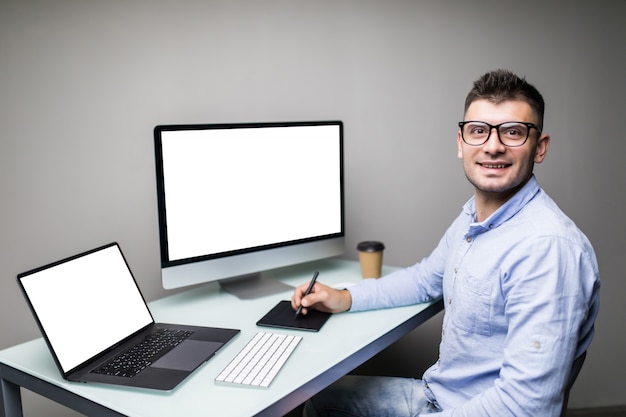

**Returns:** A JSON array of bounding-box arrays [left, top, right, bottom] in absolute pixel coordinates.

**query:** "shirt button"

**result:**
[[448, 298, 452, 305], [466, 237, 472, 243], [533, 341, 541, 349]]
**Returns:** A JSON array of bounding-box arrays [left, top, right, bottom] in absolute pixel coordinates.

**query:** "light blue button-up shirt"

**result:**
[[348, 176, 600, 416]]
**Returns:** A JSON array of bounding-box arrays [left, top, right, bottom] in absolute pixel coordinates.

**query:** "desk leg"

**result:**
[[0, 363, 125, 417], [0, 376, 23, 417]]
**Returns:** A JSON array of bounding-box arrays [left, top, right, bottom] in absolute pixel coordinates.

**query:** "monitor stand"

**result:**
[[218, 273, 293, 300]]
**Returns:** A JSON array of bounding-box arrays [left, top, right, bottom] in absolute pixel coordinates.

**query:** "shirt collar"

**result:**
[[462, 175, 541, 238]]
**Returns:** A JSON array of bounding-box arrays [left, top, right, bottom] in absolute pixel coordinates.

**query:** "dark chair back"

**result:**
[[560, 352, 587, 417]]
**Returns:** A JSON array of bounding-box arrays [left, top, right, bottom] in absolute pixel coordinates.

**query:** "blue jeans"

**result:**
[[303, 375, 441, 417]]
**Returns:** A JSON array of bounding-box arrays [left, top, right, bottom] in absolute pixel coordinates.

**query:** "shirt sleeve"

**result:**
[[349, 221, 454, 312]]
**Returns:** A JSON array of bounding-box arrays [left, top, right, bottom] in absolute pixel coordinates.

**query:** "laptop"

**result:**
[[17, 242, 240, 390]]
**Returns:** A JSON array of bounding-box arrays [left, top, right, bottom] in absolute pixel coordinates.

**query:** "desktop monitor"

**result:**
[[154, 120, 344, 298]]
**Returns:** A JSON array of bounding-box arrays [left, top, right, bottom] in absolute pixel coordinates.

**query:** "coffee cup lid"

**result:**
[[357, 241, 385, 252]]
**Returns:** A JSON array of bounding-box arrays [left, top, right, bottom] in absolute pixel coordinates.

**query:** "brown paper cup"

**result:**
[[357, 241, 385, 278]]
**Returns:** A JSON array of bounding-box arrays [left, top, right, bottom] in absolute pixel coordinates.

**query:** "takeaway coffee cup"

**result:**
[[357, 241, 385, 278]]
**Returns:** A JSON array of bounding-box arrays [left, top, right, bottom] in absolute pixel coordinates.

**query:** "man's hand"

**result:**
[[290, 280, 352, 315]]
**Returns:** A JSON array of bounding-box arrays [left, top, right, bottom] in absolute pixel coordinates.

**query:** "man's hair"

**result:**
[[464, 69, 545, 130]]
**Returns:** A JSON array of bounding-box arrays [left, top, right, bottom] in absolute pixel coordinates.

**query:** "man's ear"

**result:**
[[457, 130, 464, 159], [534, 133, 550, 164]]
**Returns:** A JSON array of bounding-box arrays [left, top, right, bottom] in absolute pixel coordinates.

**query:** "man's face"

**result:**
[[457, 99, 550, 201]]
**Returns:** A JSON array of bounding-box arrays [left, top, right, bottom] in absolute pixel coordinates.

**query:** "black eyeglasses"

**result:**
[[458, 121, 541, 147]]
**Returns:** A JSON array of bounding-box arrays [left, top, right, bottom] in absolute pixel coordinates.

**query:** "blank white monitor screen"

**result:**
[[154, 121, 344, 293]]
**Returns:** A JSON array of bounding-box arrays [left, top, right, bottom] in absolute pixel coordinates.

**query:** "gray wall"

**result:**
[[1, 1, 624, 415]]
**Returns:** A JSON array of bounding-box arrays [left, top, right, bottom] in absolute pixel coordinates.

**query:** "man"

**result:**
[[291, 69, 600, 416]]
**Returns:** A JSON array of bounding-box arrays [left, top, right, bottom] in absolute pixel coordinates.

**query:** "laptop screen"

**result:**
[[18, 243, 154, 373]]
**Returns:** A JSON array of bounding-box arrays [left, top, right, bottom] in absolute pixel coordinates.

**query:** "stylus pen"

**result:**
[[294, 271, 319, 318]]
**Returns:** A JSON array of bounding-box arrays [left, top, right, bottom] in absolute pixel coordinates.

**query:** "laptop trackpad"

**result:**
[[152, 340, 223, 371]]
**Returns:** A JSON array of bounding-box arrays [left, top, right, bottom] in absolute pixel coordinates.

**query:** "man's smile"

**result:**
[[478, 162, 511, 169]]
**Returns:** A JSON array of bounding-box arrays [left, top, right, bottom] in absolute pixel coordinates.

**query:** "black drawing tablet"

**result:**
[[257, 300, 332, 332]]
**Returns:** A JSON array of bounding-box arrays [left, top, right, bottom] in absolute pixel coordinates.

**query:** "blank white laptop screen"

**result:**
[[19, 245, 153, 373]]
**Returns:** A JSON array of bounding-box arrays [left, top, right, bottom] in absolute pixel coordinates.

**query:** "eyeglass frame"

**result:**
[[458, 121, 542, 147]]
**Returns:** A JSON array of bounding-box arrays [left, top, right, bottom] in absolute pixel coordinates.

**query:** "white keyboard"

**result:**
[[215, 331, 302, 388]]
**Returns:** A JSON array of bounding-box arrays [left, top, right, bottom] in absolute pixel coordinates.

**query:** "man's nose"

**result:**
[[483, 127, 506, 151]]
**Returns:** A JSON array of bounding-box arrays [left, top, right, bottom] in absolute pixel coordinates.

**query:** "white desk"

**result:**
[[0, 259, 443, 417]]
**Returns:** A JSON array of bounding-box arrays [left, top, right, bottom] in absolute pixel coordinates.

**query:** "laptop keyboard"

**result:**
[[94, 328, 194, 378], [215, 331, 301, 388]]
